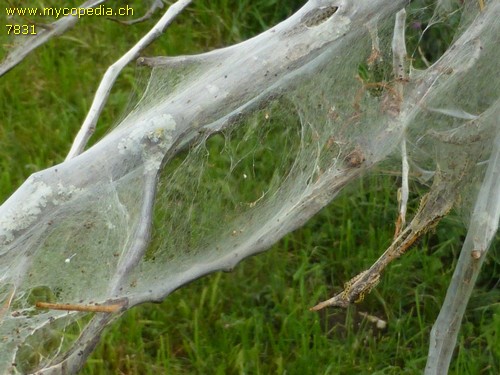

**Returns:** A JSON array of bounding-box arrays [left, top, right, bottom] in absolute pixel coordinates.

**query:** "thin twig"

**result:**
[[65, 0, 193, 160], [395, 138, 410, 237], [358, 311, 387, 330], [392, 9, 409, 237], [35, 301, 124, 313]]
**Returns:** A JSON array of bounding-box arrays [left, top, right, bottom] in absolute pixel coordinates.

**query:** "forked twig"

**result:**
[[312, 9, 416, 311], [65, 0, 193, 160], [311, 166, 464, 311]]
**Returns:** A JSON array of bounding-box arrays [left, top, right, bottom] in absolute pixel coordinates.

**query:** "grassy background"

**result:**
[[1, 0, 498, 374]]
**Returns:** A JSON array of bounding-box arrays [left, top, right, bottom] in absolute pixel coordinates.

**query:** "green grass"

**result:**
[[1, 1, 498, 374]]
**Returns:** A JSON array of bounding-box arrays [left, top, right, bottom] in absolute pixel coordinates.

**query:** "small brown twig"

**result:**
[[36, 300, 125, 313]]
